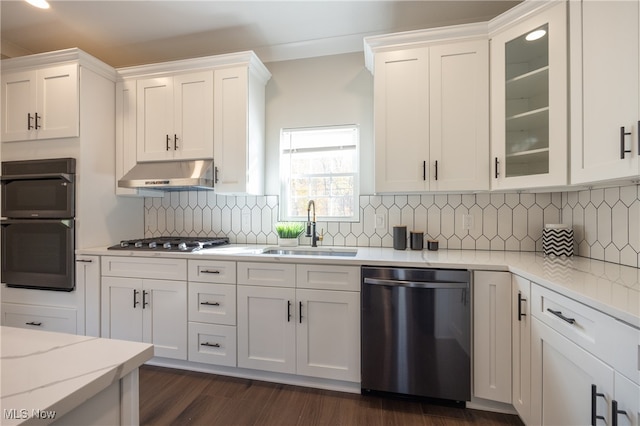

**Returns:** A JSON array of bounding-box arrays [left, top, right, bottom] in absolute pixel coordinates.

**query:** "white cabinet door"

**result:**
[[136, 77, 173, 161], [374, 47, 430, 193], [295, 289, 360, 382], [530, 317, 614, 426], [1, 64, 78, 142], [76, 255, 100, 336], [473, 271, 512, 403], [512, 275, 532, 424], [1, 69, 35, 142], [430, 39, 489, 192], [570, 0, 640, 184], [173, 71, 214, 160], [237, 285, 296, 374], [36, 64, 79, 140], [490, 2, 568, 190], [213, 66, 250, 194], [614, 372, 640, 426], [101, 276, 144, 343], [142, 279, 187, 360]]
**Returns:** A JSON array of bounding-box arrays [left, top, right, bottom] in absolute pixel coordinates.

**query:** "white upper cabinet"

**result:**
[[367, 29, 490, 193], [490, 1, 568, 190], [213, 65, 266, 195], [1, 63, 79, 142], [570, 0, 640, 184], [136, 71, 214, 162]]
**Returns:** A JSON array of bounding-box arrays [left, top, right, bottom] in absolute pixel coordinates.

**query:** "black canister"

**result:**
[[393, 226, 407, 250], [410, 231, 424, 250]]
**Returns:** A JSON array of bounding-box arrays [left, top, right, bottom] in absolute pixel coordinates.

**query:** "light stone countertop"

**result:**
[[80, 245, 640, 328], [0, 327, 153, 425]]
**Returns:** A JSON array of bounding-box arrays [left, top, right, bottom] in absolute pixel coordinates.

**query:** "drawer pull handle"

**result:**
[[201, 270, 221, 274], [591, 384, 606, 426], [76, 258, 93, 263], [518, 293, 527, 321], [621, 126, 632, 159], [612, 400, 628, 426], [133, 289, 140, 308], [142, 290, 149, 308], [287, 300, 292, 322], [25, 321, 42, 326], [200, 301, 220, 306], [201, 342, 220, 348], [547, 308, 575, 324]]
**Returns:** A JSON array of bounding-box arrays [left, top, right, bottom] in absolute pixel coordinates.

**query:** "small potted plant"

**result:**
[[275, 222, 305, 247]]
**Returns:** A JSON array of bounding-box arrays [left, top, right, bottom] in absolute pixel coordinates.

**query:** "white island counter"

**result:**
[[0, 326, 153, 425]]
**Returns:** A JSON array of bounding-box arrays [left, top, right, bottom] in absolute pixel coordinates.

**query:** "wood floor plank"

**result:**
[[139, 366, 524, 426]]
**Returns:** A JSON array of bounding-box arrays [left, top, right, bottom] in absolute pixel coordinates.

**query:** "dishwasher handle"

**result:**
[[363, 277, 468, 289]]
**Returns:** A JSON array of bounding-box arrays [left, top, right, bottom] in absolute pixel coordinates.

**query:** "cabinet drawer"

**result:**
[[531, 283, 639, 383], [1, 303, 76, 334], [237, 262, 295, 288], [188, 260, 236, 284], [188, 322, 236, 367], [296, 264, 360, 291], [101, 256, 187, 280], [188, 282, 236, 325]]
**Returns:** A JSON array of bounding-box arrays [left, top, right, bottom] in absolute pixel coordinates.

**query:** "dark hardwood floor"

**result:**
[[139, 365, 524, 426]]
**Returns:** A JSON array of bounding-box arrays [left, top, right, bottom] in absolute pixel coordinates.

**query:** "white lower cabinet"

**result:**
[[614, 372, 640, 426], [1, 303, 76, 334], [188, 322, 236, 367], [473, 271, 512, 403], [531, 316, 614, 426], [512, 275, 531, 424], [101, 276, 187, 360], [236, 262, 360, 382]]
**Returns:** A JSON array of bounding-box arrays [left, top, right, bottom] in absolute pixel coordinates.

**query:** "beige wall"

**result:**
[[264, 52, 374, 195]]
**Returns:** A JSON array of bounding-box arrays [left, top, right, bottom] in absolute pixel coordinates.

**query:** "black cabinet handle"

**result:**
[[287, 300, 292, 322], [133, 289, 140, 308], [612, 400, 628, 426], [494, 157, 500, 179], [434, 160, 438, 181], [174, 134, 178, 150], [422, 161, 426, 181], [547, 308, 576, 324], [27, 113, 34, 130], [34, 112, 41, 129], [200, 301, 220, 306], [200, 342, 220, 348], [621, 126, 632, 159], [76, 258, 93, 263], [142, 290, 149, 308], [214, 166, 219, 184], [201, 269, 220, 274], [166, 134, 170, 151], [25, 321, 42, 326], [591, 384, 606, 425], [518, 292, 527, 321], [299, 301, 303, 323]]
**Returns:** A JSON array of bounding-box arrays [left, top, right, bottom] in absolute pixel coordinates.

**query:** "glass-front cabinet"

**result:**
[[490, 2, 567, 190]]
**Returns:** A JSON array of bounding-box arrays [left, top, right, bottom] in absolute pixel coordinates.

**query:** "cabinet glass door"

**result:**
[[504, 24, 549, 178]]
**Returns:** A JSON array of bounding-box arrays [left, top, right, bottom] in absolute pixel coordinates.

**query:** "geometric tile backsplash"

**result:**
[[145, 183, 639, 268]]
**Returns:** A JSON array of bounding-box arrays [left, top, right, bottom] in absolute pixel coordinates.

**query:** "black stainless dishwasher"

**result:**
[[361, 266, 471, 403]]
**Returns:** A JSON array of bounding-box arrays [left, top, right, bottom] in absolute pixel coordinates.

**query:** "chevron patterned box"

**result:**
[[542, 224, 574, 257]]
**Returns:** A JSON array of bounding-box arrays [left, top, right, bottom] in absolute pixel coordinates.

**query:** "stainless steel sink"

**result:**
[[261, 248, 357, 257]]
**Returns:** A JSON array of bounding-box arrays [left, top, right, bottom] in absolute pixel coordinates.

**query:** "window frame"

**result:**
[[279, 124, 360, 222]]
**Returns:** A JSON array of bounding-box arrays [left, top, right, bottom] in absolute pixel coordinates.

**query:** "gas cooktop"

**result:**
[[108, 236, 229, 252]]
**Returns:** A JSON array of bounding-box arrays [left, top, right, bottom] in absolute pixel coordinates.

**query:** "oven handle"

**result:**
[[363, 277, 468, 289], [0, 173, 73, 183], [1, 219, 74, 228]]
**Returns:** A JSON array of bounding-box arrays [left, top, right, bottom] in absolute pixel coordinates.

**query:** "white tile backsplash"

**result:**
[[144, 184, 640, 268]]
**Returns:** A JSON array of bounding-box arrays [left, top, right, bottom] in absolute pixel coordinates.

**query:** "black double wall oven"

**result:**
[[1, 158, 76, 291]]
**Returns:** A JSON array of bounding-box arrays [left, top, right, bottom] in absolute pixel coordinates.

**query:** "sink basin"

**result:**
[[261, 248, 357, 257]]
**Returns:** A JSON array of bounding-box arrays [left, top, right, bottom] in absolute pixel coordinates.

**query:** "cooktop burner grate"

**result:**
[[108, 236, 230, 252]]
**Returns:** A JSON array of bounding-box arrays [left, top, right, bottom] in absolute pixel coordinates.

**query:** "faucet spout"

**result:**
[[306, 200, 322, 247]]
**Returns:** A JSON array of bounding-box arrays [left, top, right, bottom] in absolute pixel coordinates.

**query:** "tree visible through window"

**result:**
[[280, 125, 359, 221]]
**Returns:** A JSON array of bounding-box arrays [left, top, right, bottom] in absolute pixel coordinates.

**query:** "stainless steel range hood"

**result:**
[[118, 160, 214, 191]]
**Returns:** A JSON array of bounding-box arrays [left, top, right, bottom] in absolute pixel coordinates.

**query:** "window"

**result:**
[[280, 125, 359, 221]]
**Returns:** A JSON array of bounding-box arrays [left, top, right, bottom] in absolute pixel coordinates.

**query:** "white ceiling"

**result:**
[[0, 0, 520, 67]]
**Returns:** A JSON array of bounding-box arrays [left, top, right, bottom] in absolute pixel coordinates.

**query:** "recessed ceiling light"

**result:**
[[525, 29, 546, 42], [25, 0, 50, 9]]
